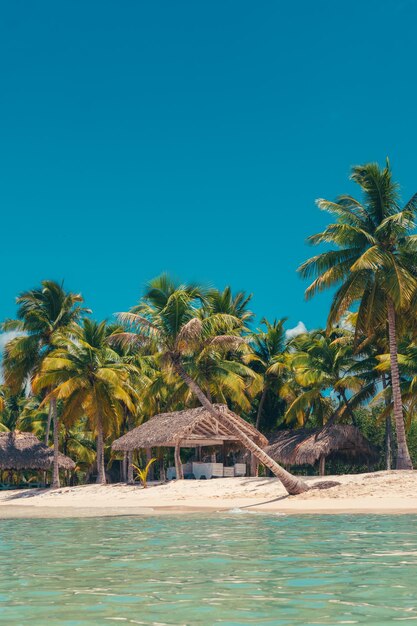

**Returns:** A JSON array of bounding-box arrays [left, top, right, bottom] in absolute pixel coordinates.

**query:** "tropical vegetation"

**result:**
[[1, 161, 417, 491]]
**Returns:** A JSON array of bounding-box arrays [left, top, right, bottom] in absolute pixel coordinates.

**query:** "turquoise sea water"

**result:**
[[1, 514, 417, 625]]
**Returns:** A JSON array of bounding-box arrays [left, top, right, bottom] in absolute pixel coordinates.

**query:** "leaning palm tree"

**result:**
[[299, 161, 417, 469], [2, 280, 89, 486], [33, 319, 137, 485], [114, 275, 309, 495]]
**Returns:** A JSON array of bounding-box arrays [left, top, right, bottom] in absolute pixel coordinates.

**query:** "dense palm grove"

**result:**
[[1, 161, 417, 488]]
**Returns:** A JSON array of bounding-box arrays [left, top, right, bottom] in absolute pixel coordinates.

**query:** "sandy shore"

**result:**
[[0, 470, 416, 517]]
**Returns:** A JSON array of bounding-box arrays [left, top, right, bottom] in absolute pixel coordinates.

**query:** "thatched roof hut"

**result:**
[[112, 404, 267, 451], [265, 425, 377, 475], [0, 432, 76, 471]]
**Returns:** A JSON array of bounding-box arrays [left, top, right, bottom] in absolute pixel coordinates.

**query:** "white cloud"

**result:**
[[0, 332, 26, 384], [285, 321, 307, 339], [0, 331, 25, 350]]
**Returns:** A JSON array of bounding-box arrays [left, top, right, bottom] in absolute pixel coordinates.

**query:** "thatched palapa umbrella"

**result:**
[[265, 425, 377, 475], [0, 431, 75, 473]]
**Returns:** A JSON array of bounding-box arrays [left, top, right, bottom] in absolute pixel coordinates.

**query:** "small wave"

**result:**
[[227, 507, 286, 516]]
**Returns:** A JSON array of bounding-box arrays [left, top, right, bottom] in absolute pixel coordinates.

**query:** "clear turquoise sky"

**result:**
[[1, 1, 416, 331]]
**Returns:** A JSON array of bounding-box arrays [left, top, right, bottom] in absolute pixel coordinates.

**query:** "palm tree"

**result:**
[[114, 274, 309, 495], [203, 286, 254, 326], [250, 318, 289, 430], [376, 336, 417, 437], [284, 329, 374, 427], [2, 280, 88, 486], [0, 386, 28, 432], [33, 319, 137, 485], [299, 161, 417, 469]]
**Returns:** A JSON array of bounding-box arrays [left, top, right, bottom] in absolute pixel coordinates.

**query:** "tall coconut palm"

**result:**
[[33, 319, 137, 485], [114, 275, 309, 495], [299, 161, 417, 469], [2, 280, 88, 486]]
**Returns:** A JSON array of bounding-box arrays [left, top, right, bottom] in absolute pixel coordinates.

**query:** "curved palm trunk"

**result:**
[[382, 374, 392, 470], [44, 400, 53, 445], [173, 361, 309, 495], [387, 299, 413, 470], [340, 389, 357, 426], [96, 416, 106, 484], [255, 387, 268, 430], [126, 413, 134, 484], [51, 397, 60, 489]]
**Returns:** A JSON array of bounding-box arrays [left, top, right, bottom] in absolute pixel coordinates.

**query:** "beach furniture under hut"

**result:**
[[112, 404, 267, 480], [265, 425, 376, 476], [0, 431, 76, 487]]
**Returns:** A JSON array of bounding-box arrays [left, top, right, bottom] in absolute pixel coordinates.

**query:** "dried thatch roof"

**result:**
[[265, 425, 377, 466], [0, 432, 76, 471], [112, 404, 267, 451]]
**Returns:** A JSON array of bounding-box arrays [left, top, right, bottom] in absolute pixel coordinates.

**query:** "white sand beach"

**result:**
[[0, 470, 416, 517]]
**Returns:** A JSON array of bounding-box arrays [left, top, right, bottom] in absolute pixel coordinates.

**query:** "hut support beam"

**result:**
[[319, 455, 326, 476], [146, 447, 154, 481], [250, 453, 259, 477], [174, 443, 184, 480], [159, 456, 166, 482], [127, 451, 134, 484], [121, 452, 127, 482]]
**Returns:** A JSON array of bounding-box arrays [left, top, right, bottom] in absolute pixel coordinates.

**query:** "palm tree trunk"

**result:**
[[126, 412, 134, 484], [382, 374, 392, 470], [340, 389, 357, 426], [44, 400, 53, 445], [172, 361, 309, 495], [96, 416, 106, 484], [255, 387, 267, 430], [387, 299, 413, 470], [51, 397, 60, 489], [96, 426, 102, 481]]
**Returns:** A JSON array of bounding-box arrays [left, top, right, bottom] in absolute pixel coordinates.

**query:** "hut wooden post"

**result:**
[[146, 447, 154, 481], [121, 452, 127, 482], [174, 443, 184, 480], [127, 451, 134, 484], [159, 456, 166, 482], [250, 453, 259, 477], [319, 455, 326, 476]]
